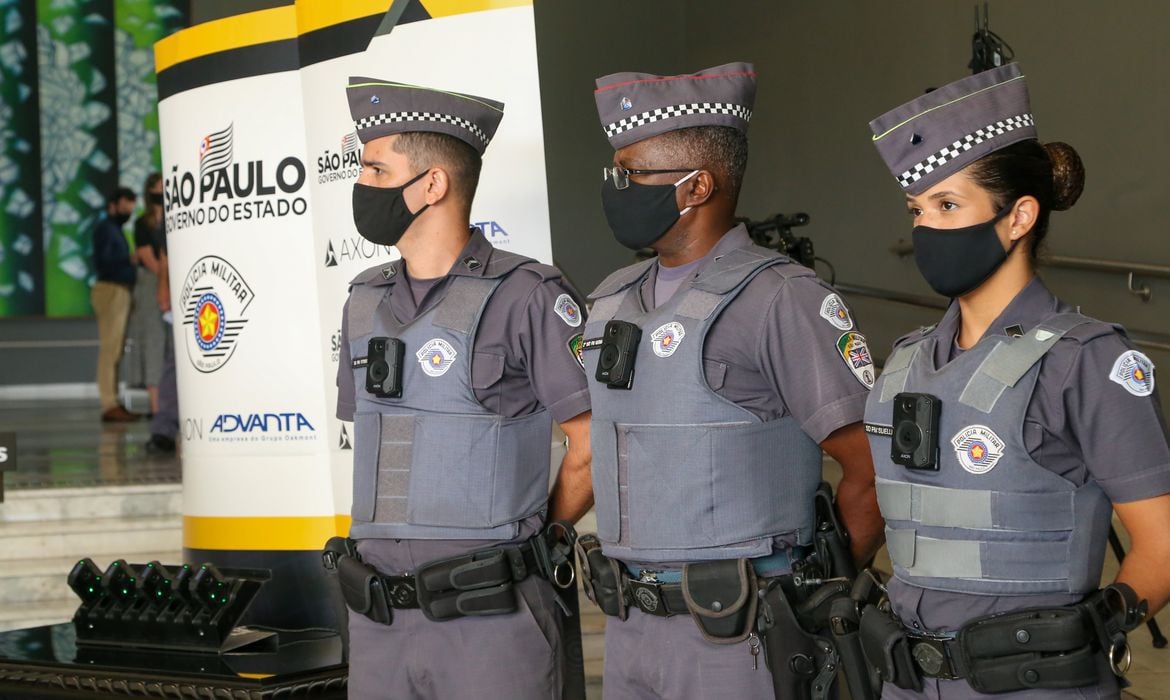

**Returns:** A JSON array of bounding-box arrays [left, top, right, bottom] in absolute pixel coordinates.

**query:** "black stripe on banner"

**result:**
[[297, 12, 385, 68], [157, 38, 299, 101], [157, 12, 401, 100]]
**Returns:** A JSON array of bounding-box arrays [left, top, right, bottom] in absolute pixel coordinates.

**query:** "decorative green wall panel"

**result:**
[[0, 0, 44, 315], [0, 0, 186, 317]]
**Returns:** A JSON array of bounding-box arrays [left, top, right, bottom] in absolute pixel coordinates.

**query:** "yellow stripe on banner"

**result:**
[[419, 0, 531, 19], [155, 6, 297, 73], [184, 515, 352, 551], [296, 0, 394, 36]]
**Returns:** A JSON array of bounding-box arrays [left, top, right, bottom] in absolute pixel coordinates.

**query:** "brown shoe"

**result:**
[[101, 405, 142, 422]]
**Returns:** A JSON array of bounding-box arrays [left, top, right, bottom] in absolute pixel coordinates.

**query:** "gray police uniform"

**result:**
[[587, 63, 872, 698], [865, 279, 1170, 700], [866, 65, 1170, 699], [336, 79, 591, 700]]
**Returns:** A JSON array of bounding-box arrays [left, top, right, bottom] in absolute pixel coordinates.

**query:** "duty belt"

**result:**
[[323, 522, 576, 625], [858, 583, 1148, 694]]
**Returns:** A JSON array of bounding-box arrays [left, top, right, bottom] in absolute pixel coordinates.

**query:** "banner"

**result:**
[[156, 0, 553, 604]]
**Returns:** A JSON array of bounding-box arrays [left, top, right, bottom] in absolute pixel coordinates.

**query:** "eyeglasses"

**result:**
[[602, 165, 698, 190]]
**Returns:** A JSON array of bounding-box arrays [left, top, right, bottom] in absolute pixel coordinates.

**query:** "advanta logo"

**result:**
[[205, 412, 317, 444], [473, 220, 509, 241], [165, 123, 309, 232]]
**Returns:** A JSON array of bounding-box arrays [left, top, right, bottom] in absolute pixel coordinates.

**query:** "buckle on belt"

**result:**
[[908, 634, 961, 680], [627, 579, 670, 617], [380, 575, 419, 609]]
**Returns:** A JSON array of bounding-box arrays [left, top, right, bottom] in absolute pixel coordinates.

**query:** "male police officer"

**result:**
[[577, 63, 884, 698], [332, 78, 593, 700]]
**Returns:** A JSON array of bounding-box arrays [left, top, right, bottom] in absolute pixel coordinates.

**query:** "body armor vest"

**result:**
[[585, 245, 822, 563], [864, 312, 1114, 595], [347, 250, 552, 540]]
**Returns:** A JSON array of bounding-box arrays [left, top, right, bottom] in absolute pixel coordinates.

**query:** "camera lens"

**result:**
[[599, 345, 620, 370], [369, 361, 389, 383], [608, 325, 619, 337], [895, 422, 922, 452]]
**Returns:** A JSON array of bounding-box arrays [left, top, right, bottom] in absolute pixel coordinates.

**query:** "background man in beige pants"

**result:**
[[90, 186, 141, 423]]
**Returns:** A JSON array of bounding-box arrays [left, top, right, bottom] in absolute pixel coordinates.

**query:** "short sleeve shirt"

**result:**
[[888, 277, 1170, 632], [336, 229, 591, 573]]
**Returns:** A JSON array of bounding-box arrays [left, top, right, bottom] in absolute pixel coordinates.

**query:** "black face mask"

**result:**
[[601, 170, 697, 250], [352, 170, 430, 247], [912, 205, 1015, 298], [148, 192, 164, 206], [111, 212, 131, 226]]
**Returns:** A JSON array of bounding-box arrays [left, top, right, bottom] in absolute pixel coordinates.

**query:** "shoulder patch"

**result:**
[[554, 293, 583, 327], [567, 333, 585, 369], [837, 331, 874, 388], [1109, 349, 1155, 397], [819, 293, 854, 330]]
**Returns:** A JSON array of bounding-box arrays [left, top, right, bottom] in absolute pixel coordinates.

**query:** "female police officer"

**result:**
[[861, 62, 1170, 698]]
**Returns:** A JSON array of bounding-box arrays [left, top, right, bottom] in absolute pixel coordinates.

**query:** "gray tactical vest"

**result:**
[[864, 312, 1114, 595], [585, 245, 823, 563], [347, 251, 552, 540]]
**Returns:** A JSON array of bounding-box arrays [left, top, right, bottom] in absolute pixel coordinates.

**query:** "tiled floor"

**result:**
[[0, 398, 180, 490]]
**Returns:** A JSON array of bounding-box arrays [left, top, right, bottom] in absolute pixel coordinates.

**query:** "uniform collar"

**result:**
[[370, 227, 494, 286], [933, 276, 1063, 344], [650, 223, 753, 277]]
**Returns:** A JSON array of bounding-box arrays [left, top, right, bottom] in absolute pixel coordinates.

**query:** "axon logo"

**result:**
[[323, 236, 394, 268]]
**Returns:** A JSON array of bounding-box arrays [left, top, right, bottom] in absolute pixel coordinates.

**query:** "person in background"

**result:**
[[146, 197, 179, 455], [91, 186, 141, 423], [123, 172, 166, 415]]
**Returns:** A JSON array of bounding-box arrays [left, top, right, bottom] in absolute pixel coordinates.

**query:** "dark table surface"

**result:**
[[0, 623, 347, 698]]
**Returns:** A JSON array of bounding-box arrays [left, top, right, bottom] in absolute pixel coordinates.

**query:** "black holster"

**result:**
[[575, 534, 627, 619], [758, 578, 833, 700]]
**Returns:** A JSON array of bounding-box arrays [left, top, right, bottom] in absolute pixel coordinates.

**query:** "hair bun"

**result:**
[[1044, 142, 1084, 211]]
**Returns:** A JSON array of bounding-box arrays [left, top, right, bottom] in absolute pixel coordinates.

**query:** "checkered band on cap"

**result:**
[[355, 111, 489, 147], [898, 113, 1034, 188], [594, 62, 757, 149], [346, 77, 504, 155], [603, 102, 753, 139]]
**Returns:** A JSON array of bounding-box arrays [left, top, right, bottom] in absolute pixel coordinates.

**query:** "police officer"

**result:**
[[578, 62, 884, 698], [333, 78, 593, 699], [862, 63, 1170, 698]]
